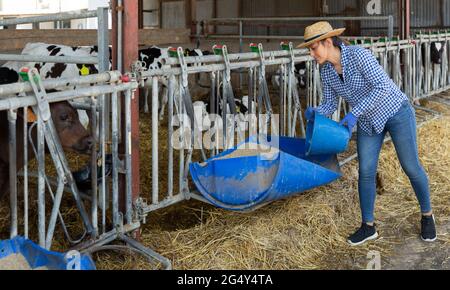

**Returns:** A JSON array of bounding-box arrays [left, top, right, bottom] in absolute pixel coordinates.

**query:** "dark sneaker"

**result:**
[[421, 215, 437, 242], [348, 223, 379, 246]]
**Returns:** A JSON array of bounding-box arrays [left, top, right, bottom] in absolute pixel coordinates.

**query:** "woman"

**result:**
[[298, 21, 436, 246]]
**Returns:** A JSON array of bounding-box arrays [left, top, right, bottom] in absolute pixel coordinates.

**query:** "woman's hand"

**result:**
[[339, 112, 357, 135], [305, 107, 317, 121]]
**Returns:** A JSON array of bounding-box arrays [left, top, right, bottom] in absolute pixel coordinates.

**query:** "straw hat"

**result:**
[[297, 21, 346, 48]]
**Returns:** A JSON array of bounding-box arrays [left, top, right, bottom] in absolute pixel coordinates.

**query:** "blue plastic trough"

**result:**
[[0, 236, 96, 270], [190, 136, 342, 211]]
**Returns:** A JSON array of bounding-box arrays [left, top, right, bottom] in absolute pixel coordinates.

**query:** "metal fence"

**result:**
[[0, 8, 172, 270], [133, 31, 450, 218], [0, 68, 171, 269], [194, 16, 395, 54]]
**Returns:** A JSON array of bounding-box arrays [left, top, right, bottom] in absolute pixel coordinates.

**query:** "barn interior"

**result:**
[[0, 0, 449, 271]]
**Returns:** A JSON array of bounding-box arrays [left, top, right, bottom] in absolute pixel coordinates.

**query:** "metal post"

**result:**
[[125, 89, 133, 225], [0, 10, 98, 26], [152, 76, 159, 205], [239, 20, 244, 90], [8, 110, 18, 239], [122, 0, 140, 228], [98, 7, 111, 144], [388, 15, 394, 39], [90, 97, 99, 237], [118, 0, 124, 73], [100, 93, 107, 234], [168, 76, 175, 198], [112, 91, 120, 227], [23, 108, 29, 239], [37, 115, 46, 248]]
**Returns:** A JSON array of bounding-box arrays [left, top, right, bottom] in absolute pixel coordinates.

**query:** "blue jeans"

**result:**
[[357, 101, 432, 223]]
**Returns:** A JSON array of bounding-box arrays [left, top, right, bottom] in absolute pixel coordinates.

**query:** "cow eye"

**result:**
[[60, 113, 69, 121]]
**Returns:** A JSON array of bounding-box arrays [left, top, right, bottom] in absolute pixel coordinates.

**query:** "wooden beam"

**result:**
[[139, 28, 190, 46], [184, 0, 197, 34], [0, 29, 191, 51], [185, 0, 192, 30], [138, 0, 144, 29]]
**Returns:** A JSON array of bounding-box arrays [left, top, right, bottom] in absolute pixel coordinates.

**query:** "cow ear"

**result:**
[[17, 108, 38, 123], [27, 108, 38, 123]]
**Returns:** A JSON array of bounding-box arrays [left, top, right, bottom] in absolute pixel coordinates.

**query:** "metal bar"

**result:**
[[23, 108, 29, 239], [152, 77, 159, 205], [195, 34, 305, 40], [0, 83, 138, 111], [0, 9, 98, 26], [0, 54, 98, 64], [45, 176, 65, 249], [0, 71, 123, 97], [125, 89, 133, 225], [118, 0, 123, 72], [37, 117, 46, 248], [8, 110, 18, 239], [112, 91, 120, 227], [388, 15, 394, 39], [164, 49, 310, 66], [90, 97, 99, 237], [149, 57, 312, 77], [98, 7, 111, 144], [142, 194, 186, 214], [100, 93, 107, 235], [168, 76, 175, 198], [120, 234, 172, 270], [206, 16, 393, 22]]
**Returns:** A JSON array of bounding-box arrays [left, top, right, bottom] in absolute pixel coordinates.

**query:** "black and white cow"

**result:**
[[148, 47, 213, 120], [272, 62, 308, 91], [1, 43, 210, 125], [1, 43, 104, 129], [419, 41, 446, 97]]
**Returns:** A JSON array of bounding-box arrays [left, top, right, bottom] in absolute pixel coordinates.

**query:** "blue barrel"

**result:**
[[306, 113, 350, 156], [0, 236, 96, 270], [190, 136, 342, 211]]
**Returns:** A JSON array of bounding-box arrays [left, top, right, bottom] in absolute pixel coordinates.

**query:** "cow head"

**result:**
[[0, 67, 19, 85], [295, 62, 307, 89], [50, 102, 94, 154], [431, 41, 445, 65], [139, 46, 163, 70]]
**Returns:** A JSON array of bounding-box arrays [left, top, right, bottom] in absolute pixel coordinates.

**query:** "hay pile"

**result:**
[[129, 97, 450, 270]]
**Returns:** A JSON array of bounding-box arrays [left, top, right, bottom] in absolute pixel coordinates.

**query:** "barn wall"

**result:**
[[142, 0, 160, 28], [147, 0, 450, 40], [162, 1, 185, 29]]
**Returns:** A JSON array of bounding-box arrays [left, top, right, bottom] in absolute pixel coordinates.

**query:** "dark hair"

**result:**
[[321, 36, 349, 48]]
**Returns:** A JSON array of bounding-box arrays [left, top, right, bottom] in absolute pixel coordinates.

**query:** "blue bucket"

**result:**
[[0, 236, 96, 270], [189, 135, 342, 211], [306, 113, 350, 156]]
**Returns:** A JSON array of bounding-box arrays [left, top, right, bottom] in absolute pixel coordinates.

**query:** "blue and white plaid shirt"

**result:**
[[316, 44, 409, 136]]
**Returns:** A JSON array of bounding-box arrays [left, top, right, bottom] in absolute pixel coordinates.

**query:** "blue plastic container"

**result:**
[[0, 236, 96, 270], [306, 113, 350, 156], [190, 135, 342, 211]]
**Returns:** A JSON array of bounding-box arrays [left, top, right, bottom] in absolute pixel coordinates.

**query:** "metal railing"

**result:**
[[133, 31, 450, 216], [195, 16, 394, 54], [0, 8, 172, 270], [0, 69, 171, 269]]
